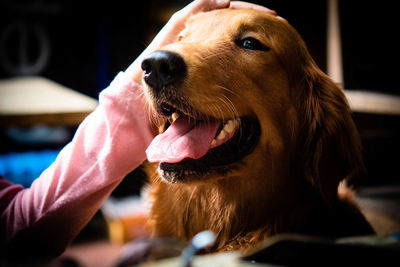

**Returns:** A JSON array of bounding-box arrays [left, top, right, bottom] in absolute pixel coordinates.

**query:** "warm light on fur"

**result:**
[[142, 9, 374, 252]]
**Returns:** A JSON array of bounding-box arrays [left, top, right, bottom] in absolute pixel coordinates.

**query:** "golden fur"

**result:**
[[142, 9, 374, 252]]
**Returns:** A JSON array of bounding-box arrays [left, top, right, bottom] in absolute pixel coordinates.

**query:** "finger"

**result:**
[[178, 0, 230, 18], [206, 0, 231, 10], [229, 1, 277, 16]]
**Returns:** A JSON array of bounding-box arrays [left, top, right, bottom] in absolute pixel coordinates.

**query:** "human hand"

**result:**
[[125, 0, 278, 84]]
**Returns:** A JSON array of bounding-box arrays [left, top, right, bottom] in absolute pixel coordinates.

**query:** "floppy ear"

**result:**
[[270, 18, 364, 204], [295, 64, 364, 205]]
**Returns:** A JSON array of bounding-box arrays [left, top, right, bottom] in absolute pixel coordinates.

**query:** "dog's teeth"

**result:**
[[211, 119, 240, 148], [216, 129, 227, 140], [172, 113, 179, 122], [222, 119, 239, 134], [223, 119, 237, 134]]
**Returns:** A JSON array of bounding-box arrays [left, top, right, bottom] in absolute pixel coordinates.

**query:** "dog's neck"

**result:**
[[149, 174, 316, 250]]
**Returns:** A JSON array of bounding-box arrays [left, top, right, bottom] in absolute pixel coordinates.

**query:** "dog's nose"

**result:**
[[141, 51, 187, 89]]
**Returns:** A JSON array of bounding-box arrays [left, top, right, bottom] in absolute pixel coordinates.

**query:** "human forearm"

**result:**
[[2, 72, 152, 258]]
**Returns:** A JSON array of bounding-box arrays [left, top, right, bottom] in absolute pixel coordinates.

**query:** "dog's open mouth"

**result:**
[[146, 103, 260, 182]]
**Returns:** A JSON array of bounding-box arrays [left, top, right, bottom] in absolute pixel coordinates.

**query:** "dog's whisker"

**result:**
[[215, 95, 239, 121], [210, 101, 225, 124], [222, 95, 240, 119], [215, 85, 240, 98], [214, 86, 241, 120]]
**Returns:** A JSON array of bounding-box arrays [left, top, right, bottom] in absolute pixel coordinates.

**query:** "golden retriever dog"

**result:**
[[140, 8, 374, 252]]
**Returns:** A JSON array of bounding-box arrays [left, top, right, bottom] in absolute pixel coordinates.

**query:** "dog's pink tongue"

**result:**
[[146, 116, 220, 163]]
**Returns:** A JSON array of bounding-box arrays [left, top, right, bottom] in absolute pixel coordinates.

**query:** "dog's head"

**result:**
[[142, 9, 363, 204]]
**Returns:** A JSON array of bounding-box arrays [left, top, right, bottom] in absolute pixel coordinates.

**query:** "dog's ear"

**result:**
[[294, 63, 364, 205], [271, 20, 364, 204]]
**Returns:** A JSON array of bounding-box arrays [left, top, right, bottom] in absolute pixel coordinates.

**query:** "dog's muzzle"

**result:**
[[141, 51, 261, 183]]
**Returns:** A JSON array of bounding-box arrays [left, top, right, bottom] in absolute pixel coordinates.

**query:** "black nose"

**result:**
[[141, 51, 187, 89]]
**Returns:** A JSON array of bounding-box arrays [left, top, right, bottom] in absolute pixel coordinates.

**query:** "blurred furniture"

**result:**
[[345, 90, 400, 116], [0, 76, 98, 126]]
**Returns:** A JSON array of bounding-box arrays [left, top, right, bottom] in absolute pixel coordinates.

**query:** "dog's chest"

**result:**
[[151, 184, 239, 240]]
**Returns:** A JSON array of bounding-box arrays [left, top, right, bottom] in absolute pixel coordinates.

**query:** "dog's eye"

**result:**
[[237, 37, 267, 51]]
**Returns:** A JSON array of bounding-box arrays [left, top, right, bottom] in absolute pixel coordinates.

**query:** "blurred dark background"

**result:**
[[0, 0, 399, 190]]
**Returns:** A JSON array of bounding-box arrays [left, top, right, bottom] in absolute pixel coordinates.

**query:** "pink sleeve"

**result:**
[[0, 72, 153, 257]]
